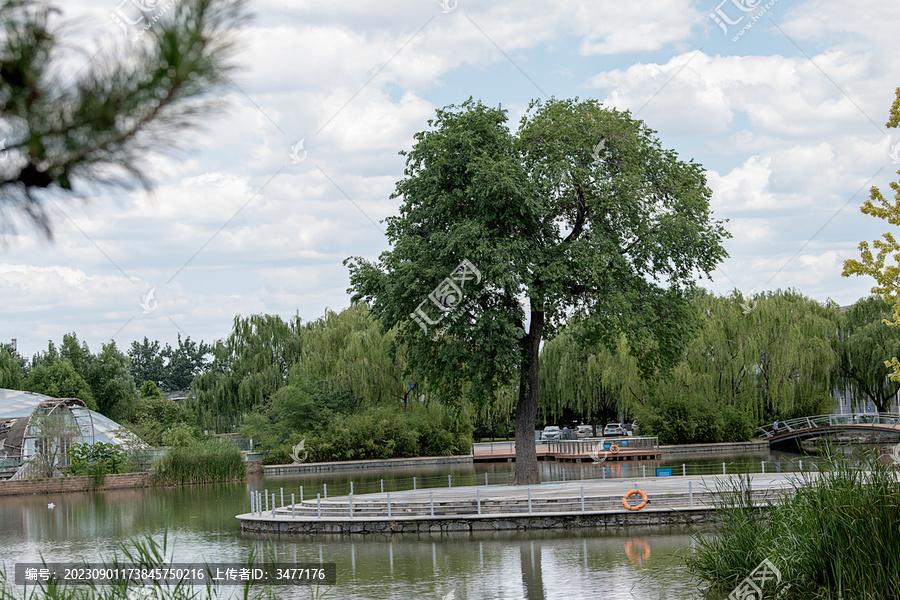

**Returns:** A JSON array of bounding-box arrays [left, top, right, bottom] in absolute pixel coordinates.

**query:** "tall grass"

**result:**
[[153, 440, 246, 485], [688, 448, 900, 599], [0, 530, 327, 600]]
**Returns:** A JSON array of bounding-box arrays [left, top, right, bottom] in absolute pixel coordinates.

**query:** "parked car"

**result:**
[[540, 426, 561, 440], [603, 423, 627, 437], [575, 425, 593, 438]]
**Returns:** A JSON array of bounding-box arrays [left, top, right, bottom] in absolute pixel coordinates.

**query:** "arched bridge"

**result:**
[[755, 413, 900, 449]]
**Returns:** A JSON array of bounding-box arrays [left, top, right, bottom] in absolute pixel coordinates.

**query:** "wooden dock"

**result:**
[[473, 438, 663, 463]]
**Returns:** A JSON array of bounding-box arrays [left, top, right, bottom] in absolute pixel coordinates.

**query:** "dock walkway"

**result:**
[[238, 473, 804, 535]]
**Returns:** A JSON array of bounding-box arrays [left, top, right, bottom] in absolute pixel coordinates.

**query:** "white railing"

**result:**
[[755, 413, 900, 438], [246, 457, 825, 519]]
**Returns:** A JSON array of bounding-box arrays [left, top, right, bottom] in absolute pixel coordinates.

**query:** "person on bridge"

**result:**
[[773, 418, 779, 434]]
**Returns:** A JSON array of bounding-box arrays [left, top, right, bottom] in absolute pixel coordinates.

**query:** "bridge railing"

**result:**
[[755, 413, 900, 439]]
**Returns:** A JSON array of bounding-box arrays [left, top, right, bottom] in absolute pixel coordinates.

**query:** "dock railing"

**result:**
[[246, 456, 828, 519], [547, 436, 659, 454]]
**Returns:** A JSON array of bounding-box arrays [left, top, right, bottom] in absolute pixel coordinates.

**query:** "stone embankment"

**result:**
[[0, 472, 152, 497]]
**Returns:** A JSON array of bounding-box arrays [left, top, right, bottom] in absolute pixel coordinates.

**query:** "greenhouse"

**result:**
[[0, 388, 137, 479]]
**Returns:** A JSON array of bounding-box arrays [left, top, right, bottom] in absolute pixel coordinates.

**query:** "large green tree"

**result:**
[[24, 358, 95, 409], [128, 337, 166, 389], [0, 344, 25, 388], [835, 296, 900, 413], [88, 341, 138, 421], [0, 0, 247, 235], [346, 98, 729, 484], [160, 334, 211, 391]]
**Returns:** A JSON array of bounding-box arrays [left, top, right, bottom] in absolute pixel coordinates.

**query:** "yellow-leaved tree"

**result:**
[[842, 86, 900, 380]]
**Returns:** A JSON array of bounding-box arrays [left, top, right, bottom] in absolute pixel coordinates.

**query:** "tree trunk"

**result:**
[[511, 310, 544, 485]]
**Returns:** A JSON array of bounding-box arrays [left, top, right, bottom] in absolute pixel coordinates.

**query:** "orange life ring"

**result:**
[[622, 489, 648, 511], [610, 444, 620, 454], [624, 538, 651, 562]]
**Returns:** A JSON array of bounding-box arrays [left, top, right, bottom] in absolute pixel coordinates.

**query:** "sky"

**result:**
[[2, 0, 900, 360]]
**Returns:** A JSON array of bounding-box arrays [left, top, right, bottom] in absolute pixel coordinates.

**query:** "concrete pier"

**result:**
[[238, 473, 803, 535]]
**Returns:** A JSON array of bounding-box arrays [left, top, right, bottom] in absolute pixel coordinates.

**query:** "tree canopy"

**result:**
[[347, 98, 729, 483]]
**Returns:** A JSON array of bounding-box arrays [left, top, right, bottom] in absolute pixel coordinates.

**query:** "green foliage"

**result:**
[[129, 337, 166, 389], [191, 306, 412, 432], [69, 442, 127, 486], [302, 404, 472, 463], [24, 337, 139, 419], [689, 449, 900, 599], [139, 380, 164, 400], [161, 334, 212, 391], [152, 439, 245, 485], [0, 347, 24, 389], [160, 423, 199, 448], [540, 329, 642, 424], [544, 289, 840, 443], [69, 442, 127, 475], [636, 391, 751, 444], [346, 98, 729, 483], [842, 87, 900, 382], [834, 295, 900, 412], [24, 359, 95, 409], [123, 394, 184, 446], [190, 314, 306, 431], [88, 341, 139, 421], [0, 0, 249, 236]]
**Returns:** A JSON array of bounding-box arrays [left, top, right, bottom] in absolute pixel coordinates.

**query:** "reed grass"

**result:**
[[0, 531, 328, 600], [152, 440, 246, 485], [688, 448, 900, 599]]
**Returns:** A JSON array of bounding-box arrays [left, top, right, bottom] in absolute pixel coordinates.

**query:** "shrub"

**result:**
[[301, 404, 472, 463], [638, 394, 753, 444], [69, 442, 127, 483]]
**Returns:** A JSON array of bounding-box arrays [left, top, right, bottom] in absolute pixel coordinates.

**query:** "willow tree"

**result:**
[[540, 329, 645, 426], [346, 98, 728, 484], [835, 296, 900, 412], [190, 314, 304, 431], [295, 305, 411, 409], [662, 289, 840, 426], [190, 307, 414, 431], [542, 290, 841, 443]]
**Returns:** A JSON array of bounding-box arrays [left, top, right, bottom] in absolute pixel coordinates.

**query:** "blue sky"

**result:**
[[2, 0, 899, 359]]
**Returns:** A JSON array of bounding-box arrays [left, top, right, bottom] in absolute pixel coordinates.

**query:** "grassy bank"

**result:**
[[688, 449, 900, 599]]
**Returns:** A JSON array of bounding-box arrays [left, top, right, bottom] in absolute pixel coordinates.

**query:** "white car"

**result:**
[[575, 425, 593, 438], [540, 426, 561, 440], [603, 423, 627, 437]]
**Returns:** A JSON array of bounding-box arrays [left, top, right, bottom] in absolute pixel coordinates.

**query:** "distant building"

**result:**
[[0, 388, 141, 479]]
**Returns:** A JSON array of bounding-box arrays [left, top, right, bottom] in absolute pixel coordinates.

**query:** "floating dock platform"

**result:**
[[237, 473, 801, 536]]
